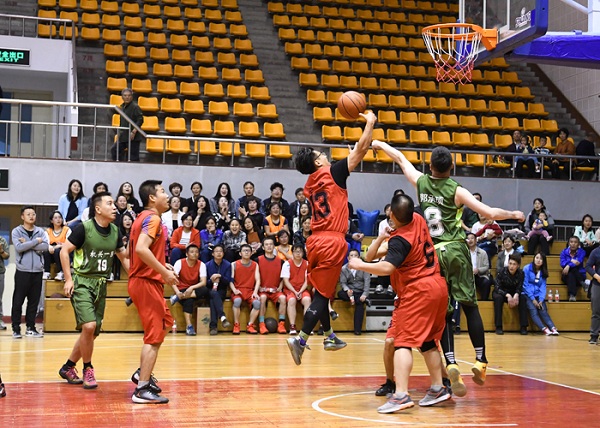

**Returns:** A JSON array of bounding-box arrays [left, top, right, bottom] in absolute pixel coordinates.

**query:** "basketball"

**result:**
[[337, 91, 367, 120], [264, 317, 278, 333]]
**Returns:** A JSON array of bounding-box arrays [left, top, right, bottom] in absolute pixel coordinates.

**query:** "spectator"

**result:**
[[275, 229, 293, 261], [525, 211, 552, 243], [533, 136, 551, 173], [261, 182, 290, 217], [465, 232, 492, 300], [82, 182, 109, 222], [222, 218, 247, 262], [205, 244, 233, 335], [292, 201, 311, 233], [192, 196, 212, 232], [522, 252, 559, 336], [263, 201, 289, 240], [114, 212, 134, 280], [492, 253, 528, 335], [503, 130, 522, 165], [117, 182, 142, 214], [213, 196, 235, 232], [585, 246, 600, 344], [236, 181, 262, 219], [209, 182, 236, 214], [472, 215, 502, 266], [550, 128, 575, 179], [575, 133, 598, 174], [43, 210, 71, 281], [242, 216, 264, 259], [560, 236, 586, 301], [230, 244, 261, 334], [257, 237, 287, 334], [496, 235, 517, 272], [11, 206, 48, 339], [523, 198, 555, 255], [241, 196, 263, 231], [574, 214, 598, 258], [461, 193, 481, 233], [0, 234, 9, 331], [346, 218, 365, 257], [58, 179, 88, 229], [293, 216, 311, 253], [168, 182, 183, 199], [282, 244, 311, 336], [287, 187, 308, 227], [338, 249, 371, 335], [161, 196, 184, 238], [168, 244, 207, 336], [115, 195, 136, 225], [111, 88, 144, 162], [378, 204, 392, 236], [199, 217, 223, 263], [169, 213, 200, 265], [185, 181, 203, 215], [514, 134, 536, 178]]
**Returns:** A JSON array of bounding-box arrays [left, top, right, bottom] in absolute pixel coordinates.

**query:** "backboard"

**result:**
[[461, 0, 549, 65]]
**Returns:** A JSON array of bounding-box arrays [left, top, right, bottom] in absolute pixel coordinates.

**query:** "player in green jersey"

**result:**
[[372, 141, 524, 397], [58, 192, 129, 389]]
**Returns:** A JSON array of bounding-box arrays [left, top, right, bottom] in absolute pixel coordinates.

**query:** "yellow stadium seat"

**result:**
[[173, 49, 191, 63], [501, 117, 521, 130], [372, 128, 387, 143], [471, 133, 492, 149], [490, 100, 509, 114], [126, 46, 146, 59], [327, 91, 343, 104], [143, 4, 161, 16], [101, 14, 119, 27], [204, 83, 225, 98], [146, 138, 167, 153], [452, 132, 473, 148], [104, 44, 123, 57], [188, 21, 206, 34], [191, 119, 212, 135], [164, 6, 182, 18], [270, 144, 293, 159], [131, 79, 152, 94], [509, 102, 527, 115], [192, 36, 211, 49], [102, 29, 121, 42], [214, 37, 233, 51], [429, 97, 448, 111], [264, 123, 286, 139], [339, 75, 359, 89], [378, 111, 398, 125], [161, 98, 182, 114], [496, 86, 515, 98], [106, 60, 125, 75], [240, 54, 259, 67], [195, 51, 214, 64], [314, 107, 335, 122], [219, 142, 242, 158], [541, 119, 559, 133], [184, 100, 205, 115], [494, 134, 514, 149], [209, 22, 228, 36], [503, 71, 522, 84], [239, 122, 262, 138], [459, 84, 477, 96], [360, 77, 379, 91], [331, 147, 350, 161], [222, 68, 242, 82], [440, 114, 460, 128], [389, 95, 408, 109], [233, 102, 254, 117], [144, 17, 163, 31], [80, 0, 97, 11], [199, 66, 219, 80], [515, 87, 535, 99], [369, 94, 388, 108], [245, 70, 265, 84], [387, 129, 408, 145], [403, 151, 422, 166], [138, 97, 160, 113], [100, 0, 118, 12], [432, 131, 452, 146], [419, 112, 438, 126], [324, 45, 342, 57], [468, 99, 487, 112], [214, 120, 237, 136], [439, 82, 458, 95], [466, 153, 486, 168], [127, 62, 149, 76], [165, 117, 187, 134], [227, 85, 248, 99], [150, 47, 169, 61], [109, 95, 123, 105], [371, 63, 390, 76], [148, 32, 167, 45], [343, 46, 362, 59], [234, 39, 253, 52], [81, 27, 100, 41], [122, 2, 139, 14], [481, 116, 502, 131], [381, 78, 400, 91], [153, 63, 173, 77], [459, 115, 479, 129], [272, 14, 290, 27], [208, 101, 230, 115], [305, 44, 323, 56], [167, 19, 186, 33], [245, 142, 267, 157], [307, 90, 327, 104], [483, 70, 502, 83], [167, 139, 192, 155], [170, 34, 189, 47], [400, 112, 419, 126], [250, 87, 271, 101], [399, 79, 418, 92], [141, 116, 160, 132], [352, 61, 370, 75], [527, 103, 549, 117], [322, 125, 343, 141], [409, 96, 428, 110]]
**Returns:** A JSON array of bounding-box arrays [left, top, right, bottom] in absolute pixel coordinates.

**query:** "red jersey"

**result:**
[[388, 213, 442, 290], [288, 259, 308, 291], [129, 210, 166, 282], [177, 259, 202, 291], [234, 260, 257, 290], [304, 164, 348, 234], [258, 255, 282, 288]]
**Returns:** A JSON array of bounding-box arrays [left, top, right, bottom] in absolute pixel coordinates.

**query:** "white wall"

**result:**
[[540, 0, 600, 132]]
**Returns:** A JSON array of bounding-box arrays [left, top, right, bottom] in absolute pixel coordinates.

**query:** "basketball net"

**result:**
[[422, 24, 486, 85]]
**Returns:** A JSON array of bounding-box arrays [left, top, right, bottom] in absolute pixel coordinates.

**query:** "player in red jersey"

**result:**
[[350, 194, 450, 413], [287, 110, 377, 365], [128, 180, 179, 404]]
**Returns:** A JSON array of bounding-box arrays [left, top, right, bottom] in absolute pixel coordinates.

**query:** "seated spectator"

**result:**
[[43, 210, 71, 281], [236, 181, 262, 218], [199, 216, 223, 263], [281, 244, 311, 336], [523, 198, 554, 255], [346, 218, 364, 257], [222, 218, 247, 262], [292, 201, 311, 233], [169, 213, 201, 265], [378, 204, 392, 236], [575, 132, 598, 173], [161, 196, 184, 238], [293, 216, 311, 253], [205, 244, 232, 335], [82, 182, 108, 222], [574, 214, 599, 258], [114, 195, 136, 225], [275, 229, 293, 261], [287, 187, 308, 226], [185, 181, 203, 215], [117, 181, 142, 214], [337, 249, 371, 335], [261, 182, 290, 217], [58, 179, 88, 229], [466, 232, 492, 300], [114, 212, 133, 280], [525, 211, 552, 242], [263, 201, 289, 241], [230, 244, 261, 334], [472, 215, 502, 266], [533, 136, 551, 173], [192, 196, 212, 232], [240, 196, 264, 232], [168, 182, 183, 199], [242, 216, 264, 259], [514, 134, 536, 178], [257, 237, 287, 335], [168, 244, 207, 336], [492, 253, 529, 335], [585, 246, 600, 344], [522, 252, 559, 336], [209, 182, 236, 214], [213, 196, 236, 232], [503, 130, 522, 166], [497, 235, 517, 272], [560, 236, 586, 301], [551, 128, 575, 179], [461, 193, 481, 233]]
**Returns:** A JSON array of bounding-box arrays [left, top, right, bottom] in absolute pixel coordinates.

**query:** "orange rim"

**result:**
[[422, 23, 498, 50]]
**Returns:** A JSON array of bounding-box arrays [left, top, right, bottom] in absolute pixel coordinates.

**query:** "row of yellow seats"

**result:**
[[292, 58, 435, 76], [285, 43, 433, 63], [267, 0, 457, 15], [138, 116, 286, 138], [38, 0, 236, 11], [100, 30, 254, 50], [133, 96, 278, 116], [146, 139, 292, 160], [279, 29, 432, 50]]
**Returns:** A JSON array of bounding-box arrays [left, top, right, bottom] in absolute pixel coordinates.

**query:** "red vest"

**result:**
[[178, 259, 202, 291], [234, 260, 257, 290], [288, 259, 308, 291], [258, 255, 282, 288], [304, 166, 348, 234]]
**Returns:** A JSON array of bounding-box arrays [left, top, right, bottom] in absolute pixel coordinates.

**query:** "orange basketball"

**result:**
[[337, 91, 367, 120]]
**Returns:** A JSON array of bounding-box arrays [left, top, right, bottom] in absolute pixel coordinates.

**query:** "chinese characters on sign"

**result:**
[[0, 48, 30, 66]]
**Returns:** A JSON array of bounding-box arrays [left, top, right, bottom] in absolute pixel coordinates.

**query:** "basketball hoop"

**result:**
[[422, 23, 498, 84]]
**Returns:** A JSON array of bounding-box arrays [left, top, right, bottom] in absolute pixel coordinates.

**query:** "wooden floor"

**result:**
[[1, 326, 599, 427]]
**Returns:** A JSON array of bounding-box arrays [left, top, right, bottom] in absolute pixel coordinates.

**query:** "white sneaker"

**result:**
[[108, 273, 114, 282], [42, 272, 51, 280], [54, 272, 64, 281]]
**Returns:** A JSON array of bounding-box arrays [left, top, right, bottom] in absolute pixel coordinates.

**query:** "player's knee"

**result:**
[[419, 340, 437, 353], [233, 298, 242, 308], [260, 294, 267, 302], [384, 337, 395, 349], [252, 300, 261, 310], [81, 322, 97, 334], [288, 298, 297, 306]]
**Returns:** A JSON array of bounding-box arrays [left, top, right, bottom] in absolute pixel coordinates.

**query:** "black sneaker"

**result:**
[[520, 327, 528, 335], [375, 380, 396, 397], [26, 328, 43, 338], [125, 297, 133, 307], [131, 368, 162, 393], [442, 377, 453, 397], [323, 335, 347, 351], [132, 385, 168, 404], [589, 335, 599, 345], [0, 382, 5, 398], [495, 328, 504, 335], [329, 310, 339, 321]]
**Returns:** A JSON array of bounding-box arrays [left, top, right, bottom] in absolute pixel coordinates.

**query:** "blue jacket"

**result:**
[[522, 263, 547, 302], [205, 258, 232, 288], [559, 247, 586, 275], [200, 229, 223, 252], [58, 194, 88, 223], [11, 225, 48, 272]]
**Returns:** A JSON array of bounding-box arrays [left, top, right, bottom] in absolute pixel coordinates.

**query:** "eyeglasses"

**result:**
[[314, 151, 327, 161]]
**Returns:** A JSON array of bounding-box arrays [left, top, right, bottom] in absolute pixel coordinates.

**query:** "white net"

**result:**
[[422, 24, 483, 84]]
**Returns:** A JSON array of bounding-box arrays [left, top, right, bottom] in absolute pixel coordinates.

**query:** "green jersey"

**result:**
[[72, 220, 120, 278], [416, 175, 465, 245]]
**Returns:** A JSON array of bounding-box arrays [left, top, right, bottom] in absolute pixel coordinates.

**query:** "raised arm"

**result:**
[[455, 187, 525, 222], [371, 140, 422, 187], [347, 111, 377, 173]]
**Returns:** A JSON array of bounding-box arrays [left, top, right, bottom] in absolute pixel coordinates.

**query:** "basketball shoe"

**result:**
[[0, 379, 5, 398], [232, 323, 240, 334], [259, 322, 268, 335], [446, 364, 467, 397], [418, 387, 451, 407], [277, 321, 287, 334], [323, 335, 347, 351], [377, 394, 414, 413], [82, 368, 98, 389], [246, 323, 258, 334], [471, 361, 487, 386], [289, 324, 297, 335], [131, 368, 162, 393], [26, 328, 43, 338], [59, 366, 84, 385], [132, 385, 168, 404], [287, 337, 310, 365], [375, 379, 396, 397]]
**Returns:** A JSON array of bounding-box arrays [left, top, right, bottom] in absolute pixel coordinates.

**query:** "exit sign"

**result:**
[[0, 48, 30, 66], [0, 169, 8, 190]]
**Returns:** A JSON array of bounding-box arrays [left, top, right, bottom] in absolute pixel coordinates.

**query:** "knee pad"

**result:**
[[233, 298, 242, 308], [252, 300, 261, 310], [419, 340, 437, 353]]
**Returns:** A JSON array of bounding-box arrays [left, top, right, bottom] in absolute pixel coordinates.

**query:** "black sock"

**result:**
[[83, 362, 93, 370], [440, 316, 456, 365], [463, 305, 487, 363], [64, 359, 76, 369]]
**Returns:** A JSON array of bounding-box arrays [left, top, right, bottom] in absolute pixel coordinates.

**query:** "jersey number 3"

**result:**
[[310, 191, 331, 220]]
